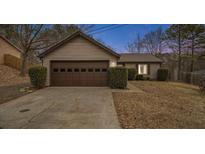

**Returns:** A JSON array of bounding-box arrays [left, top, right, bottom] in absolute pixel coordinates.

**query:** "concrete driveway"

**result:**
[[0, 87, 120, 129]]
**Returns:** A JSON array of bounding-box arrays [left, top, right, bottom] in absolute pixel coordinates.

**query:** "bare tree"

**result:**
[[12, 25, 45, 76], [0, 25, 17, 40], [141, 26, 166, 55], [126, 33, 143, 53], [0, 24, 96, 75], [41, 24, 95, 43], [36, 24, 96, 55]]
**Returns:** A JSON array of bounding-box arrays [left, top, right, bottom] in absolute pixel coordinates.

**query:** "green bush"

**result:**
[[136, 75, 144, 80], [128, 68, 136, 80], [108, 67, 128, 89], [28, 66, 47, 89], [157, 68, 169, 81]]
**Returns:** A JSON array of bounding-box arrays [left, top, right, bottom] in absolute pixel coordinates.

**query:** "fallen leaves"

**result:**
[[0, 65, 29, 86], [113, 81, 205, 128]]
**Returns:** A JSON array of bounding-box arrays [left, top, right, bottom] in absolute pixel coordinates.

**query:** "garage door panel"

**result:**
[[51, 61, 108, 86]]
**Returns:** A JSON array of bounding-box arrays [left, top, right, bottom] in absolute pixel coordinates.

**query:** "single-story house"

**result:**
[[0, 35, 22, 64], [39, 31, 163, 86], [118, 53, 162, 79]]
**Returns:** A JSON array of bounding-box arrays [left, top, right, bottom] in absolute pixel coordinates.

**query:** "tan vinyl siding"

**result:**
[[43, 36, 118, 86], [124, 63, 136, 68], [0, 37, 21, 64], [145, 63, 161, 79]]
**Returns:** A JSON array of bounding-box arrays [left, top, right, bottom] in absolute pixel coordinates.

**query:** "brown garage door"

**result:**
[[50, 61, 109, 86]]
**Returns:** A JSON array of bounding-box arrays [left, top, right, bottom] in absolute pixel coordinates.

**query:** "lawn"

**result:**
[[113, 81, 205, 128]]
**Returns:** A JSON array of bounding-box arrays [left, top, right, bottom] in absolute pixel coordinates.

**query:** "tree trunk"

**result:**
[[190, 36, 195, 72], [20, 53, 27, 77], [178, 25, 181, 80]]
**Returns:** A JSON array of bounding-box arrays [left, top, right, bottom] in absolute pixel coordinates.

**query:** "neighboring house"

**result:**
[[39, 31, 162, 86], [118, 53, 163, 79], [0, 35, 21, 64]]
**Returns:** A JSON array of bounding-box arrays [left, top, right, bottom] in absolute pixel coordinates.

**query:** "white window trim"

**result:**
[[138, 64, 148, 75]]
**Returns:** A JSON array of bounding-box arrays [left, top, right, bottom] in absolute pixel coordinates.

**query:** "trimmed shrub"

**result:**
[[136, 75, 144, 80], [128, 68, 136, 80], [108, 67, 128, 89], [199, 75, 205, 93], [157, 68, 169, 81], [28, 66, 47, 89]]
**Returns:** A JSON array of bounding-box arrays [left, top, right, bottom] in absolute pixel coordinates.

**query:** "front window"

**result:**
[[138, 64, 148, 75]]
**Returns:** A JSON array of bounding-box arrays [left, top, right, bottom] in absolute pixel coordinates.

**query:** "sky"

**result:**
[[88, 24, 170, 53]]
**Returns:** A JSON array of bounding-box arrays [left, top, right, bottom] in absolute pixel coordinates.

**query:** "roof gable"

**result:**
[[39, 31, 120, 58], [0, 35, 22, 53]]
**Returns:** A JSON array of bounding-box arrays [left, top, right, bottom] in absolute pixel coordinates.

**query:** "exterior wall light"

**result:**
[[110, 61, 116, 67]]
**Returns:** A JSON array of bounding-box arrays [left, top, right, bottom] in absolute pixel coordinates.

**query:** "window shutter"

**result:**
[[136, 64, 139, 74], [148, 64, 150, 75]]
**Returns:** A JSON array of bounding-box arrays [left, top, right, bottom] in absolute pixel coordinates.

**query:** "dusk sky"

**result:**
[[88, 24, 170, 53]]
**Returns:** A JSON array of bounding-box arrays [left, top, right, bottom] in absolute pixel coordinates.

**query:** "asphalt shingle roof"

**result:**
[[118, 53, 163, 63]]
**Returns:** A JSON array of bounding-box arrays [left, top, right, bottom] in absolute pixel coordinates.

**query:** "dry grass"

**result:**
[[0, 65, 31, 104], [0, 65, 29, 86], [113, 81, 205, 128]]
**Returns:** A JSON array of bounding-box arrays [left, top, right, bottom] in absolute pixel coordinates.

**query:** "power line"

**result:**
[[89, 25, 121, 34], [90, 24, 128, 35], [87, 24, 117, 33]]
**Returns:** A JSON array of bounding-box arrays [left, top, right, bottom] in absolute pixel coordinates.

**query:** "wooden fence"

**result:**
[[181, 71, 205, 86], [4, 54, 21, 70], [4, 54, 41, 71]]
